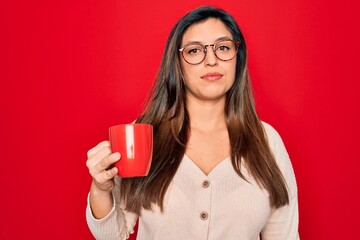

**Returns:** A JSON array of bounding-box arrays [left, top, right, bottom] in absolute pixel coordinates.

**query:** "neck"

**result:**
[[186, 95, 227, 132]]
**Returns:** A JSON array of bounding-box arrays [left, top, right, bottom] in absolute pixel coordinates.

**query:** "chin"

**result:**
[[198, 93, 227, 101]]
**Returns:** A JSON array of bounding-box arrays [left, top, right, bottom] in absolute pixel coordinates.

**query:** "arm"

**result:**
[[261, 123, 300, 240], [261, 193, 299, 240], [85, 141, 138, 240], [86, 177, 138, 240]]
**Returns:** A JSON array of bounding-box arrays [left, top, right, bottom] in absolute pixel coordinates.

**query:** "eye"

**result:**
[[187, 47, 203, 55], [215, 40, 234, 52], [216, 45, 230, 51]]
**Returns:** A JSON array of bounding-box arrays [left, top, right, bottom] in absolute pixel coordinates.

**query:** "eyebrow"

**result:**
[[183, 36, 232, 46]]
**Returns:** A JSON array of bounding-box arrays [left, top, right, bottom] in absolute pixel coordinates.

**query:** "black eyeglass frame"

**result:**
[[179, 39, 241, 65]]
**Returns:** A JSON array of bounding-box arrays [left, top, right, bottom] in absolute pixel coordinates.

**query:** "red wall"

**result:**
[[1, 0, 359, 239]]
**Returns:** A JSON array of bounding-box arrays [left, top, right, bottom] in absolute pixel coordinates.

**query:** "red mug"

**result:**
[[109, 124, 153, 178]]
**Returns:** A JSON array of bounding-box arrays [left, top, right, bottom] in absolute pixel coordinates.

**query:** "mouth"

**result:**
[[200, 72, 224, 81]]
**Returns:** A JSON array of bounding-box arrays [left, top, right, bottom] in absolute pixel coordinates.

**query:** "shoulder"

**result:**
[[261, 121, 298, 197], [261, 121, 286, 156], [261, 121, 281, 143]]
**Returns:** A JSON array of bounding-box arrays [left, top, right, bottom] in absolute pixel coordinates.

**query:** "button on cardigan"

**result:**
[[86, 122, 299, 240]]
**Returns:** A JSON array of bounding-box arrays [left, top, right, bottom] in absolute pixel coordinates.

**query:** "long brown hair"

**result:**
[[120, 6, 289, 214]]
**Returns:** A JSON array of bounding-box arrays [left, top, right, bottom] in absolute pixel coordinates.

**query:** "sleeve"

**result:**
[[261, 122, 300, 240], [86, 176, 139, 240]]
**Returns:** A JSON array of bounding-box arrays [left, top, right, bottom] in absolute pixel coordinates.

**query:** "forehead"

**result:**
[[182, 18, 233, 44]]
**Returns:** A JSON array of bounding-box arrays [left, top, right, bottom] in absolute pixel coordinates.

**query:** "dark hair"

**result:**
[[120, 6, 289, 214]]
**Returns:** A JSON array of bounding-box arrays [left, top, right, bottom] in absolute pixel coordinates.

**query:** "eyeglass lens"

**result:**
[[181, 40, 238, 64]]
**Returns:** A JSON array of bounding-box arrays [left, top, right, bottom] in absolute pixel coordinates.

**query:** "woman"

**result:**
[[86, 6, 299, 240]]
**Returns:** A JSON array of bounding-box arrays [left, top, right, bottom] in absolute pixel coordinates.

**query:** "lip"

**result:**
[[200, 72, 224, 81]]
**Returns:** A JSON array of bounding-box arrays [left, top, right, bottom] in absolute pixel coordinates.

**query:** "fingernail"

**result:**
[[112, 152, 120, 160]]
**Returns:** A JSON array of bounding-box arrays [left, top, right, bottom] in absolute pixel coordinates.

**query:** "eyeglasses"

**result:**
[[179, 39, 240, 65]]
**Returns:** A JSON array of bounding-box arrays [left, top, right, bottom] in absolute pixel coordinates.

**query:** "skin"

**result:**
[[86, 141, 119, 219], [181, 18, 236, 103], [181, 18, 236, 174], [86, 18, 237, 218]]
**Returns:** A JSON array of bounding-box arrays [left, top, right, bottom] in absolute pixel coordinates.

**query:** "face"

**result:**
[[180, 18, 237, 102]]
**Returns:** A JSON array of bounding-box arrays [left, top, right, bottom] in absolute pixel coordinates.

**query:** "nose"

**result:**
[[204, 45, 218, 66]]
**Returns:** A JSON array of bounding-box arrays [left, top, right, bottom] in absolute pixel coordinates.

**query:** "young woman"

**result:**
[[86, 6, 299, 240]]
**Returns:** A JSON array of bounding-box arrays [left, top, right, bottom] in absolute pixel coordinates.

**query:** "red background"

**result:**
[[1, 0, 359, 239]]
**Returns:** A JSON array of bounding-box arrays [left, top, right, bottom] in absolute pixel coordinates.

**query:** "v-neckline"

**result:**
[[183, 154, 231, 177]]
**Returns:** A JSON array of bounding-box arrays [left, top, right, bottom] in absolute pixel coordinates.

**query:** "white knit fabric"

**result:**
[[86, 122, 299, 240]]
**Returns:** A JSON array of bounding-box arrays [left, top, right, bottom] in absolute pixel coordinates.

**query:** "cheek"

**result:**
[[182, 63, 200, 83], [183, 72, 196, 87], [180, 60, 190, 80], [227, 62, 237, 83]]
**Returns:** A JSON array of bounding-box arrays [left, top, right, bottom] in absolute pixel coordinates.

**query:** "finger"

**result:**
[[86, 146, 112, 169], [95, 152, 121, 173], [88, 152, 120, 178], [87, 141, 110, 158], [105, 166, 118, 180], [94, 166, 118, 187]]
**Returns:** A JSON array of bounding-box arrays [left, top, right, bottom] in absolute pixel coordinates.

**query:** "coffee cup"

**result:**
[[109, 124, 153, 178]]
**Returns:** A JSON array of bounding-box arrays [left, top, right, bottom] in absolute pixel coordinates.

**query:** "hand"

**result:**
[[86, 141, 121, 193]]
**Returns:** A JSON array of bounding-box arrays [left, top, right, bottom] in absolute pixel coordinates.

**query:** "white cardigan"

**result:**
[[86, 122, 299, 240]]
